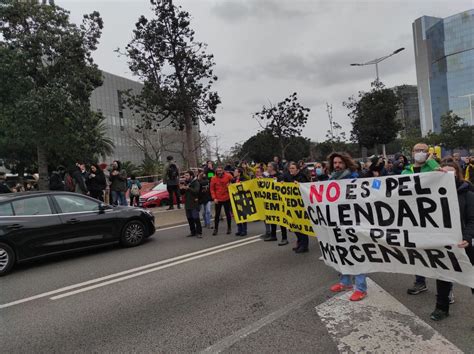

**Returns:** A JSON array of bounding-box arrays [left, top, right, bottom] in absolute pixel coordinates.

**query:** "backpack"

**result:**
[[65, 173, 75, 192], [167, 163, 179, 181], [130, 182, 140, 196]]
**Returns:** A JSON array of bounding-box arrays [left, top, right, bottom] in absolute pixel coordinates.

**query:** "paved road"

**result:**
[[1, 220, 473, 353]]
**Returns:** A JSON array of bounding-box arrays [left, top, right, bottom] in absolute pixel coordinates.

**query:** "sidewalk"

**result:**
[[151, 206, 188, 228]]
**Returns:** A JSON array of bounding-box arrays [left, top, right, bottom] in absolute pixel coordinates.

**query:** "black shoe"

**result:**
[[196, 234, 203, 238], [167, 207, 174, 210], [430, 308, 449, 321], [177, 205, 181, 209], [235, 232, 242, 236], [407, 283, 427, 295], [278, 240, 289, 246], [240, 232, 247, 237], [295, 247, 309, 253], [212, 229, 218, 236], [186, 233, 196, 237], [264, 236, 278, 242], [226, 228, 231, 235]]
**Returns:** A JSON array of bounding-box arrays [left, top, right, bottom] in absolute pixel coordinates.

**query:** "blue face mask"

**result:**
[[316, 168, 323, 176]]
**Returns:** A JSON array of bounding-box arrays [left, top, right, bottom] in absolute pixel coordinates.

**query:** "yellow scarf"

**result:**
[[466, 164, 474, 181]]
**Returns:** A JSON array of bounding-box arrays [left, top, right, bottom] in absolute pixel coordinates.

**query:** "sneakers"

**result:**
[[196, 234, 203, 238], [263, 236, 277, 242], [449, 291, 455, 304], [186, 233, 196, 237], [294, 247, 309, 254], [240, 232, 247, 237], [349, 290, 367, 302], [430, 308, 449, 321], [330, 283, 353, 293], [407, 283, 427, 295], [235, 232, 242, 236], [278, 240, 289, 246], [226, 228, 231, 235], [212, 229, 218, 236]]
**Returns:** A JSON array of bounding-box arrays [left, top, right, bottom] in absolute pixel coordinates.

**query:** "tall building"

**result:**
[[90, 71, 187, 167], [413, 9, 474, 135], [393, 85, 421, 136]]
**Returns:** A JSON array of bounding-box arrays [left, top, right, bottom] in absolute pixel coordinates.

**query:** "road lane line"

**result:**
[[201, 292, 317, 353], [50, 238, 262, 300], [315, 278, 461, 353], [0, 235, 263, 309]]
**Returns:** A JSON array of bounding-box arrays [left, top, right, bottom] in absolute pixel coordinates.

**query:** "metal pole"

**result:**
[[375, 63, 379, 82], [469, 97, 473, 125]]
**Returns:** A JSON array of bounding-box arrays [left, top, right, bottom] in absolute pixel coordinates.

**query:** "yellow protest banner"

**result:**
[[229, 179, 315, 236]]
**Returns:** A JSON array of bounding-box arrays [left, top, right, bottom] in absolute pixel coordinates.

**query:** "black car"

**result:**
[[0, 191, 155, 275]]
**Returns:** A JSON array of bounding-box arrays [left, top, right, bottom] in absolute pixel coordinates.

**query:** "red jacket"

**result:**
[[210, 173, 233, 202]]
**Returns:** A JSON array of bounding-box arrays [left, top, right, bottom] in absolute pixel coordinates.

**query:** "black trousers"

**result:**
[[296, 232, 309, 250], [271, 225, 287, 240], [167, 185, 181, 207], [186, 208, 202, 235], [130, 195, 139, 206], [436, 280, 453, 312], [214, 200, 232, 230], [90, 190, 104, 202]]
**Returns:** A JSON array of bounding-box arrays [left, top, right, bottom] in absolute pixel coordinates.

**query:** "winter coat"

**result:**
[[458, 181, 474, 265], [110, 169, 127, 192], [0, 182, 11, 194], [49, 171, 65, 191], [163, 162, 180, 186], [87, 172, 107, 193], [401, 159, 439, 174], [183, 178, 201, 210], [210, 172, 233, 202], [198, 177, 212, 204], [72, 169, 88, 194], [283, 171, 310, 183], [393, 153, 409, 175]]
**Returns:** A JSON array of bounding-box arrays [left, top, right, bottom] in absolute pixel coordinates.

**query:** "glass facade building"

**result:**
[[413, 10, 474, 135], [393, 85, 421, 136]]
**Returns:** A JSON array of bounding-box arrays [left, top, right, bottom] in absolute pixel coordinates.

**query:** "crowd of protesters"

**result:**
[[1, 146, 472, 322]]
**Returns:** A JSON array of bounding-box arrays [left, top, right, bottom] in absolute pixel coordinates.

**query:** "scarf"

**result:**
[[466, 164, 474, 182], [330, 169, 351, 180]]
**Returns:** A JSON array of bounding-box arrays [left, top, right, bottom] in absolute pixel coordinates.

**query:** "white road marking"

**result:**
[[50, 238, 262, 300], [201, 292, 317, 353], [315, 278, 462, 353], [0, 235, 262, 309]]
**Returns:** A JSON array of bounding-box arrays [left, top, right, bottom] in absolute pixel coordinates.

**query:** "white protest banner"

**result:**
[[299, 172, 474, 287]]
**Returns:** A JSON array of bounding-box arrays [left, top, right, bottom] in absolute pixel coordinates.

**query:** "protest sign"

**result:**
[[229, 179, 315, 236], [299, 172, 474, 287]]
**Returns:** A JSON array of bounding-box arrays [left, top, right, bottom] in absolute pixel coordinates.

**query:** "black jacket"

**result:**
[[458, 182, 474, 265], [87, 172, 107, 193], [198, 178, 212, 204], [49, 172, 65, 191], [72, 169, 88, 194], [283, 171, 310, 183], [0, 182, 11, 194]]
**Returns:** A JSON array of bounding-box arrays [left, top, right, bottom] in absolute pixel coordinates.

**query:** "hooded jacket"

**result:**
[[457, 181, 474, 265]]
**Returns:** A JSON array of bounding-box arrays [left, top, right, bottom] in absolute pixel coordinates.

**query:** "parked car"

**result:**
[[139, 182, 184, 208], [0, 191, 155, 275]]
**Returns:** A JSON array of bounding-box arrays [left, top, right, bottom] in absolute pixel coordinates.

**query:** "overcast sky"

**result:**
[[60, 0, 472, 152]]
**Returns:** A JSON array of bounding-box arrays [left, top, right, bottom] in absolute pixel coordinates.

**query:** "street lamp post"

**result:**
[[350, 47, 405, 81], [350, 47, 405, 158]]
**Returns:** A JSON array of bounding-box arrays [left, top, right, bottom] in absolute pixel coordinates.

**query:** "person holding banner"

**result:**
[[284, 162, 311, 253], [430, 162, 474, 321], [211, 166, 234, 236], [232, 168, 249, 236], [402, 143, 441, 295], [263, 162, 289, 246], [327, 152, 368, 301], [182, 170, 203, 238]]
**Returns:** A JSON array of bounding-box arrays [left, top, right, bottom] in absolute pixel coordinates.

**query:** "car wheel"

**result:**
[[121, 220, 146, 247], [0, 243, 15, 276]]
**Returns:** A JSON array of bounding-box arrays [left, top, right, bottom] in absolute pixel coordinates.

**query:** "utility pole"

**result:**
[[326, 102, 334, 140]]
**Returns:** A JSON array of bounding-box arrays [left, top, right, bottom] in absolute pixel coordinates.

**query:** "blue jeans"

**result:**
[[340, 274, 367, 292], [111, 191, 127, 206], [265, 222, 271, 235], [237, 223, 247, 234], [201, 202, 212, 226], [415, 275, 426, 285]]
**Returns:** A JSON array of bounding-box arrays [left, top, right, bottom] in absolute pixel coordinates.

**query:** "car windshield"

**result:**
[[152, 183, 167, 192]]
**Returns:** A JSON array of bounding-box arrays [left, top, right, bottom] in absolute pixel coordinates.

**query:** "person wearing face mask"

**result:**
[[402, 143, 441, 295], [430, 161, 474, 321], [210, 166, 234, 236], [465, 157, 474, 184], [314, 162, 329, 181]]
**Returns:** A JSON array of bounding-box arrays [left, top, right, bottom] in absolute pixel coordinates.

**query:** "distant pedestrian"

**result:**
[[465, 156, 474, 184], [49, 165, 66, 191], [87, 163, 107, 201], [204, 161, 215, 179], [210, 166, 233, 235], [0, 173, 11, 194], [198, 172, 212, 229], [163, 155, 181, 210], [128, 175, 142, 206], [110, 160, 127, 206], [182, 170, 202, 238], [71, 164, 88, 195]]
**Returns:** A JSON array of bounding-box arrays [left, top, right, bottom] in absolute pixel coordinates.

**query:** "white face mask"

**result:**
[[414, 152, 427, 164]]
